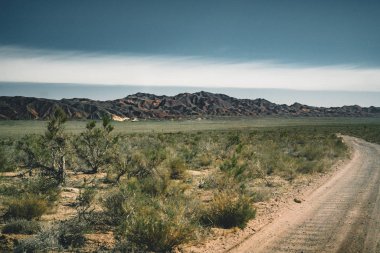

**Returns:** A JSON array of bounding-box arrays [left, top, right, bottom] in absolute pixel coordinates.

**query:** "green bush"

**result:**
[[0, 139, 16, 172], [200, 191, 256, 229], [76, 187, 96, 221], [4, 196, 48, 220], [2, 219, 40, 234], [74, 116, 117, 174], [0, 145, 16, 172], [26, 176, 60, 202], [139, 175, 170, 196], [226, 132, 241, 147], [0, 184, 23, 197], [180, 146, 198, 164], [119, 195, 196, 252], [57, 219, 87, 249]]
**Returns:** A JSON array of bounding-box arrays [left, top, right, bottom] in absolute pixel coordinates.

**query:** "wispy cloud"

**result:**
[[1, 45, 380, 92]]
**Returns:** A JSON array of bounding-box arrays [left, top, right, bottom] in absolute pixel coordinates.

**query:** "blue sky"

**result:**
[[0, 0, 380, 106]]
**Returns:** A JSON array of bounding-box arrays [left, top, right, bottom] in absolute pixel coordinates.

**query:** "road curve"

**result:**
[[231, 136, 380, 253]]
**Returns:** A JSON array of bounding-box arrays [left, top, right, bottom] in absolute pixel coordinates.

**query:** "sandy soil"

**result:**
[[228, 136, 380, 253]]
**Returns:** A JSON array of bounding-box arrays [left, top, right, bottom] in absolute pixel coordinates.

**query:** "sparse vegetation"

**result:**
[[4, 196, 48, 221], [14, 223, 62, 253], [2, 219, 40, 234], [2, 118, 379, 252]]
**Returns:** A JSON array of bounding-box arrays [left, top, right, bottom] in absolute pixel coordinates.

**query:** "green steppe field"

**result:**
[[0, 116, 379, 252]]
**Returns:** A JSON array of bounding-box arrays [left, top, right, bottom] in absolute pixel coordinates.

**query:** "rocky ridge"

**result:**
[[1, 91, 379, 120]]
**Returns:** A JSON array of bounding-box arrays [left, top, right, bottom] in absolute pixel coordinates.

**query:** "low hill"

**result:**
[[1, 91, 379, 120]]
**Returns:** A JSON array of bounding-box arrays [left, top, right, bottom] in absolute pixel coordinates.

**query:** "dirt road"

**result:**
[[231, 136, 380, 253]]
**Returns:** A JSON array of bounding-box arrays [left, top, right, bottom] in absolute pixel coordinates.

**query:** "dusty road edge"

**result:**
[[221, 135, 356, 253]]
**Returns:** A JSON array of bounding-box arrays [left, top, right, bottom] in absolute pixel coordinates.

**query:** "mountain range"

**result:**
[[1, 91, 380, 120]]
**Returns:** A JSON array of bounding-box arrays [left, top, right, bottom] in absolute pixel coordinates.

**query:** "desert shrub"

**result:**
[[16, 108, 69, 183], [118, 195, 197, 252], [297, 160, 323, 174], [14, 223, 61, 253], [103, 176, 173, 227], [300, 145, 324, 161], [167, 157, 187, 179], [199, 191, 256, 229], [105, 181, 198, 252], [106, 142, 134, 183], [2, 219, 40, 234], [74, 116, 118, 174], [226, 132, 241, 148], [220, 155, 238, 173], [15, 219, 88, 251], [332, 137, 348, 157], [180, 146, 198, 164], [126, 152, 150, 178], [57, 218, 87, 249], [16, 134, 47, 173], [0, 184, 23, 197], [0, 141, 16, 172], [103, 188, 128, 225], [139, 175, 170, 196], [126, 140, 167, 180], [220, 155, 251, 181], [198, 175, 220, 189], [335, 124, 380, 145], [251, 187, 272, 203], [4, 196, 48, 220], [75, 186, 96, 221], [26, 176, 60, 202], [195, 154, 212, 168]]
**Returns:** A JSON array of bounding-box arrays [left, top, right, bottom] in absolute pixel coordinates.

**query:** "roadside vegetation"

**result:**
[[1, 113, 379, 252]]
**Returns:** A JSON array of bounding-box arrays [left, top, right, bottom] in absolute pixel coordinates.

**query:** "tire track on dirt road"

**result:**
[[230, 136, 380, 253]]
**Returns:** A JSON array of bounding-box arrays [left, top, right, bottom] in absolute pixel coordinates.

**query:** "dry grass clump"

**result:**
[[117, 195, 197, 252], [14, 218, 88, 252], [104, 182, 198, 252], [167, 157, 187, 179], [14, 223, 62, 253], [199, 190, 256, 229], [4, 196, 48, 221], [2, 219, 40, 234]]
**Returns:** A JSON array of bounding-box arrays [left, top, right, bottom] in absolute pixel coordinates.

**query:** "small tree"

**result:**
[[108, 144, 133, 183], [74, 115, 118, 174], [0, 139, 16, 172], [17, 108, 69, 184], [45, 108, 68, 183]]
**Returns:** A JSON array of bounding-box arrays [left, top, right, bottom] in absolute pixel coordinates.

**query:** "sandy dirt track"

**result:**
[[230, 136, 380, 253]]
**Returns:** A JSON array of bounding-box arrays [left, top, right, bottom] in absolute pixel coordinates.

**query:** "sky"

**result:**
[[0, 0, 380, 106]]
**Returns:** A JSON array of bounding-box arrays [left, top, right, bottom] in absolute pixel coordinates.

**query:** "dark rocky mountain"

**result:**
[[1, 91, 379, 120]]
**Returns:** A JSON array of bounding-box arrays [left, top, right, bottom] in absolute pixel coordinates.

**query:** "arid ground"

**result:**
[[1, 119, 379, 252], [203, 136, 380, 253]]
